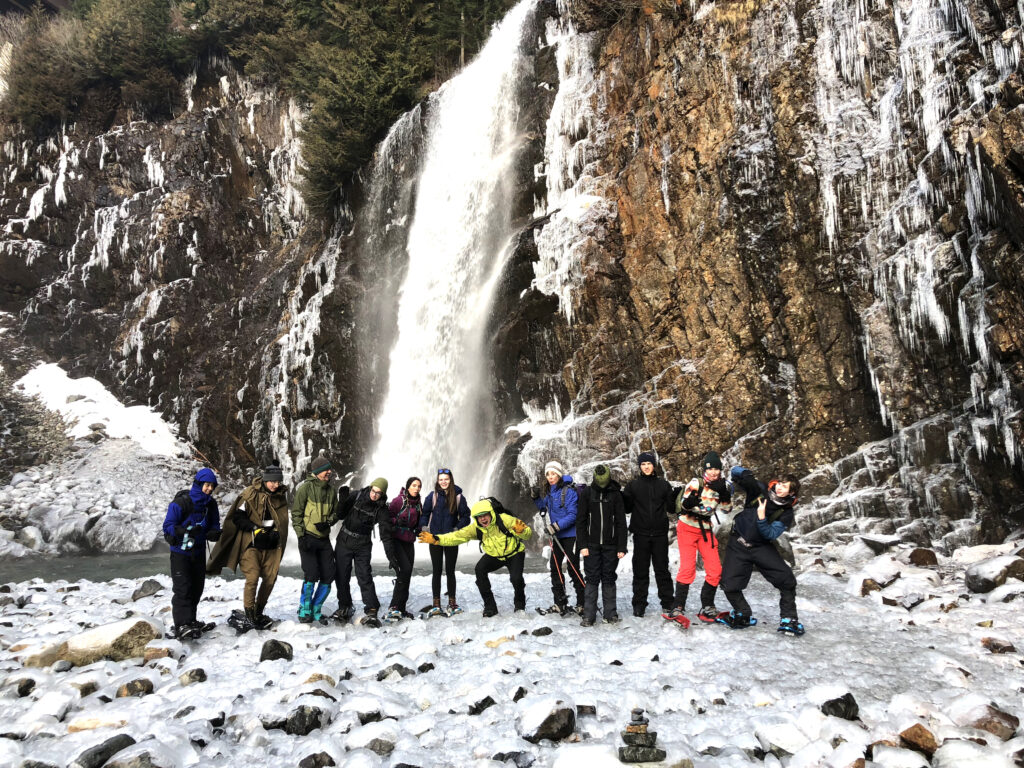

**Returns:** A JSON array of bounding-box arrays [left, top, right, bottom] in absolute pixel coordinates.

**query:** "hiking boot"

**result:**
[[632, 607, 645, 618], [696, 605, 719, 623], [253, 613, 274, 631], [718, 610, 753, 629], [482, 604, 499, 618], [778, 618, 805, 636], [362, 608, 381, 628], [603, 614, 621, 624], [447, 601, 463, 616], [545, 604, 568, 616], [662, 607, 690, 629], [189, 621, 214, 635], [580, 616, 595, 627], [331, 605, 354, 623]]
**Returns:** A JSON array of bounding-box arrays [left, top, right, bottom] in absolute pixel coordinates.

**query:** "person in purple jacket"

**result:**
[[420, 468, 471, 616], [162, 467, 221, 640], [381, 477, 422, 621], [532, 460, 584, 615]]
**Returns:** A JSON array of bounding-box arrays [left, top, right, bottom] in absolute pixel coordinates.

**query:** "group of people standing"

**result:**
[[160, 449, 804, 640]]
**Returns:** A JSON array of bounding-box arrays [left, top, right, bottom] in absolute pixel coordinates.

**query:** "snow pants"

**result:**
[[631, 532, 674, 614], [170, 551, 205, 628], [388, 539, 415, 612], [582, 546, 620, 622], [335, 538, 380, 612], [549, 535, 585, 608], [721, 537, 798, 619], [476, 550, 526, 612], [298, 535, 335, 584], [239, 546, 283, 613], [429, 543, 459, 602], [675, 520, 722, 585]]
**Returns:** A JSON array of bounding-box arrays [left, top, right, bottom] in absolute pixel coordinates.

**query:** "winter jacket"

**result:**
[[622, 473, 676, 536], [533, 475, 578, 538], [436, 500, 533, 560], [678, 475, 733, 526], [380, 489, 422, 566], [576, 479, 627, 552], [162, 468, 221, 556], [730, 468, 796, 546], [290, 474, 339, 540], [337, 486, 389, 548], [206, 477, 289, 575], [421, 486, 470, 535]]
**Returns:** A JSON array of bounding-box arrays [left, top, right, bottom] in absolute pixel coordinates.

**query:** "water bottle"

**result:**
[[181, 527, 194, 551]]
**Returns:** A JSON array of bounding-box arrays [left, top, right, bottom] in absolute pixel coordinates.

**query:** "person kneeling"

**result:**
[[417, 499, 531, 617]]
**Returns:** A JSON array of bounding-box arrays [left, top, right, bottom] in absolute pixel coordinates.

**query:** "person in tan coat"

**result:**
[[207, 465, 289, 630]]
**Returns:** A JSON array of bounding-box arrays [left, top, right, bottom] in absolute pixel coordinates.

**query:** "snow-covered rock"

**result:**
[[965, 556, 1024, 593], [19, 618, 161, 668], [520, 695, 576, 743]]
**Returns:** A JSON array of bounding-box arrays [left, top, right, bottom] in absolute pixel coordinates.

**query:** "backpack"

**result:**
[[555, 481, 587, 508]]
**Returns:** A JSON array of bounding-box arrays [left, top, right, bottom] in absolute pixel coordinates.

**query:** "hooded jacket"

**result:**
[[206, 477, 289, 575], [421, 485, 471, 535], [336, 485, 389, 547], [290, 474, 339, 539], [162, 468, 221, 556], [532, 474, 579, 538], [622, 472, 676, 536], [436, 499, 532, 560], [576, 478, 627, 552], [730, 468, 797, 545]]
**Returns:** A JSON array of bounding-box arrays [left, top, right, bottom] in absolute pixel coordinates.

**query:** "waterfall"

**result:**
[[366, 1, 536, 496]]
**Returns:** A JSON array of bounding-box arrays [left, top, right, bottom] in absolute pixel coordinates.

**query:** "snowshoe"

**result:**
[[696, 605, 720, 624], [424, 605, 446, 618], [227, 610, 255, 634], [331, 606, 354, 624], [482, 605, 499, 618], [716, 611, 757, 629], [603, 615, 621, 624], [446, 603, 464, 616], [382, 609, 404, 624], [359, 610, 382, 629], [580, 616, 596, 627], [777, 618, 805, 636], [536, 604, 568, 616], [661, 608, 691, 629], [167, 624, 202, 641], [253, 613, 275, 631]]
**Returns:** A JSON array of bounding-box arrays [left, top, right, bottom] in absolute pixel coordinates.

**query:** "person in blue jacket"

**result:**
[[162, 467, 221, 639], [420, 468, 471, 616], [532, 460, 584, 615], [721, 467, 803, 634]]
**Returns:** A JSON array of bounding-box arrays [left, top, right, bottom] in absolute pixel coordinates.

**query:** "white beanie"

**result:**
[[544, 461, 564, 477]]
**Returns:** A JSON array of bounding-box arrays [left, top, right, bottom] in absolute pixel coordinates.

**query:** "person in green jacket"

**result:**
[[418, 498, 532, 617], [290, 455, 344, 623]]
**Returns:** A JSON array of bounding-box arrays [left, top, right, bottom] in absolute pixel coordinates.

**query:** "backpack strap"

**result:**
[[173, 490, 194, 517]]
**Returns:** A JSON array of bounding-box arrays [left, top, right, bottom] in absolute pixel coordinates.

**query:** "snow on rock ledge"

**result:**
[[964, 555, 1024, 593]]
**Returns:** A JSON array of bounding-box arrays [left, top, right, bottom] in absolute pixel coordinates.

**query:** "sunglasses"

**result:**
[[437, 468, 452, 475]]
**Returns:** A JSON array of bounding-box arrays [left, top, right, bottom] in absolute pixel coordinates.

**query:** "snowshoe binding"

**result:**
[[696, 605, 720, 624], [331, 606, 355, 624], [661, 608, 691, 629], [227, 609, 255, 634], [360, 610, 382, 629], [253, 612, 275, 631], [536, 604, 568, 616], [716, 611, 757, 629], [446, 602, 464, 616], [777, 618, 805, 636], [167, 624, 202, 641], [383, 609, 404, 624]]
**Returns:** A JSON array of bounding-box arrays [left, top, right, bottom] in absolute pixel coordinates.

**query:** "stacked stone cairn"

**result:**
[[618, 708, 667, 763]]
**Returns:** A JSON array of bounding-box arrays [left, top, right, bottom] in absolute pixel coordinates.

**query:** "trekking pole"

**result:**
[[540, 510, 587, 587]]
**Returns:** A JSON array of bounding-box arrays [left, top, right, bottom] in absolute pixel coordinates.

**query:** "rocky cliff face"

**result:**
[[501, 0, 1024, 547]]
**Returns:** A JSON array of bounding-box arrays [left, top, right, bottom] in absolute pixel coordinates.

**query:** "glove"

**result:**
[[207, 529, 221, 542], [418, 531, 438, 545], [254, 528, 280, 549], [545, 523, 557, 536], [529, 487, 540, 500], [314, 521, 331, 533], [510, 518, 527, 534], [685, 479, 700, 496]]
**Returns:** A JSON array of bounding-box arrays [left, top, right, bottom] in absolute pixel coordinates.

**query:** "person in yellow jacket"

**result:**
[[418, 498, 531, 617]]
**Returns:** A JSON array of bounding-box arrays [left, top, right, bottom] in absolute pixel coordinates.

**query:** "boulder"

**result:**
[[965, 556, 1024, 593], [981, 636, 1016, 654], [820, 692, 859, 720], [908, 548, 938, 566], [178, 668, 206, 686], [899, 723, 938, 756], [299, 753, 337, 768], [131, 580, 163, 601], [376, 663, 415, 681], [346, 720, 400, 756], [285, 705, 327, 736], [116, 678, 154, 698], [17, 525, 44, 550], [520, 696, 576, 743], [68, 734, 137, 768], [260, 639, 293, 662], [22, 619, 161, 668]]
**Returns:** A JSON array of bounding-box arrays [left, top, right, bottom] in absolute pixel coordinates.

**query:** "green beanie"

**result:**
[[593, 464, 611, 488], [371, 477, 389, 494]]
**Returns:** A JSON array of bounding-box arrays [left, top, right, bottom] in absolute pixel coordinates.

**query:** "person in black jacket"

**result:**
[[334, 477, 389, 627], [576, 464, 627, 626], [721, 467, 803, 634], [622, 451, 677, 617]]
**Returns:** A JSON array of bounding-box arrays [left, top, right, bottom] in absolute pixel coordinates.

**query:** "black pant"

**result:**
[[721, 538, 798, 619], [335, 539, 380, 611], [298, 535, 335, 584], [170, 552, 206, 628], [429, 543, 459, 601], [475, 550, 526, 611], [631, 532, 673, 613], [388, 539, 415, 612], [583, 546, 620, 621], [548, 535, 585, 607]]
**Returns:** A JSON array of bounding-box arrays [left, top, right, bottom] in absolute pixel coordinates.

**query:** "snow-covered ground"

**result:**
[[1, 544, 1022, 768]]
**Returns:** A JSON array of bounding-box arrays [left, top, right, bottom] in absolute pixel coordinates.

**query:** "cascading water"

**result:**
[[366, 1, 536, 496]]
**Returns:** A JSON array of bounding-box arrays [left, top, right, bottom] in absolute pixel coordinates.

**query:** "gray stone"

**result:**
[[105, 751, 170, 768], [908, 548, 938, 566], [376, 663, 415, 681], [493, 751, 535, 768], [621, 731, 658, 747], [298, 753, 336, 768], [284, 705, 327, 736], [259, 639, 292, 662], [522, 701, 575, 743], [131, 580, 163, 601], [68, 733, 137, 768], [178, 668, 206, 686], [531, 626, 553, 636], [116, 679, 153, 698], [617, 745, 667, 762], [966, 556, 1024, 593], [469, 695, 496, 715], [821, 692, 859, 720]]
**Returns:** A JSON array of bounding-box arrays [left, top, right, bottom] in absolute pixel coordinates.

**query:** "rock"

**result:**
[[131, 580, 163, 601], [820, 692, 859, 720], [981, 636, 1016, 654], [859, 578, 882, 596], [298, 753, 336, 768], [908, 548, 938, 566], [376, 663, 415, 681], [16, 525, 43, 550], [531, 626, 553, 636], [520, 696, 576, 743], [68, 734, 137, 768], [899, 723, 939, 756], [9, 677, 35, 697], [346, 720, 399, 756], [259, 639, 293, 662], [70, 680, 99, 697], [22, 618, 160, 668], [492, 750, 535, 768], [52, 660, 73, 673], [285, 705, 327, 736], [67, 715, 129, 732], [955, 703, 1020, 741], [513, 686, 528, 702], [860, 534, 901, 554], [621, 731, 658, 747], [755, 720, 811, 757], [116, 678, 154, 698], [618, 745, 667, 762], [417, 662, 435, 673], [143, 646, 173, 663], [104, 747, 175, 768], [178, 668, 206, 686], [965, 556, 1024, 593], [304, 672, 336, 687], [931, 738, 1015, 767], [576, 704, 597, 716], [87, 423, 107, 431], [469, 695, 496, 715], [485, 635, 514, 648]]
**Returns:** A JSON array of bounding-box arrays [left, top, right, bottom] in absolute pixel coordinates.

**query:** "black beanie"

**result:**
[[702, 452, 722, 471], [637, 452, 656, 467], [593, 464, 611, 488], [263, 465, 284, 483]]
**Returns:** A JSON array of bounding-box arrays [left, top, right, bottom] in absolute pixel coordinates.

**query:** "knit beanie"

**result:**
[[263, 465, 284, 483], [371, 477, 389, 494], [593, 464, 611, 488], [702, 451, 723, 471], [312, 456, 332, 475], [544, 460, 564, 477], [637, 452, 656, 467]]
